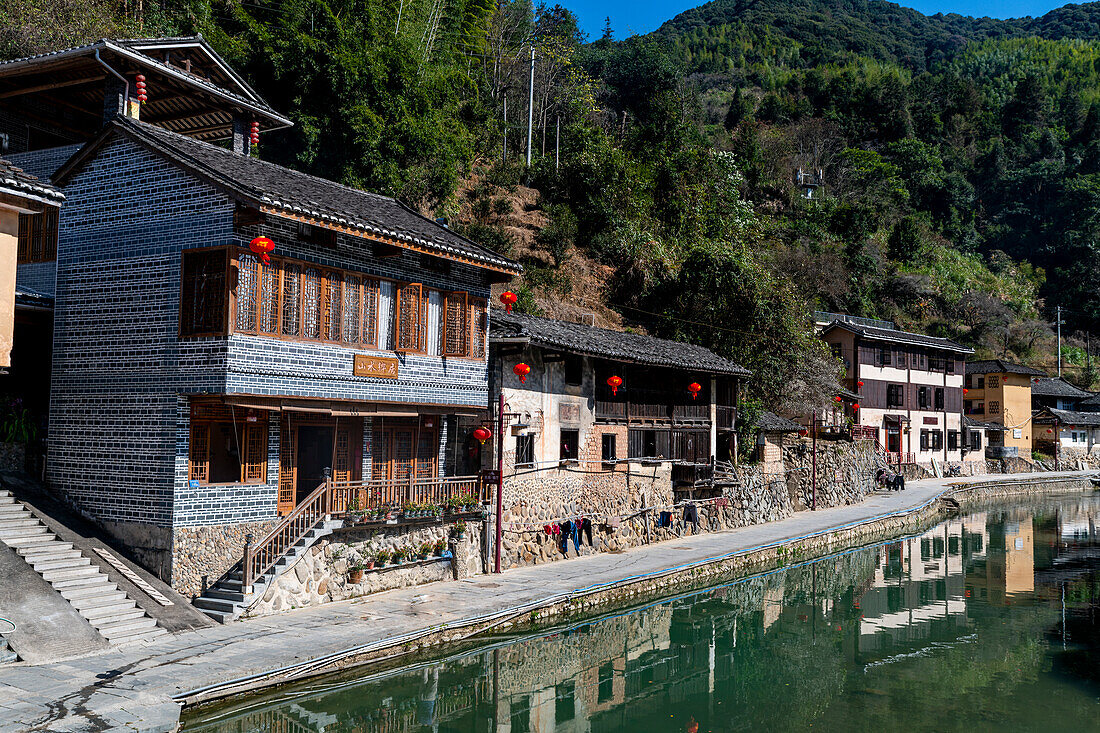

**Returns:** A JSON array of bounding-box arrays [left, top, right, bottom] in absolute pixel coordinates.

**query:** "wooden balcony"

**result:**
[[717, 405, 736, 429], [596, 401, 722, 424], [329, 475, 484, 514]]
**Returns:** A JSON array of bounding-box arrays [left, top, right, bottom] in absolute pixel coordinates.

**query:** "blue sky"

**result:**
[[566, 0, 1075, 39]]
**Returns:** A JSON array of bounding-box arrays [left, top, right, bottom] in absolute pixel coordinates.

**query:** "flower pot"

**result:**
[[348, 569, 364, 584], [365, 560, 375, 570]]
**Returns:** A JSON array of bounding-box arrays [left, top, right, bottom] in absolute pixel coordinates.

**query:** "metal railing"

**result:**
[[243, 479, 329, 593], [329, 474, 483, 514]]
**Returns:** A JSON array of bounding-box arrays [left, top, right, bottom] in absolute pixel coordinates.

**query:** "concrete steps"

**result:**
[[193, 520, 341, 623], [0, 488, 167, 647]]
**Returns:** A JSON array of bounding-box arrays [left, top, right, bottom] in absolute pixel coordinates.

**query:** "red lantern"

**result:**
[[607, 375, 622, 395], [500, 291, 518, 313], [135, 74, 147, 102], [857, 380, 864, 388], [852, 403, 860, 411], [249, 236, 275, 264], [473, 427, 492, 445], [834, 395, 842, 403], [688, 382, 702, 400], [963, 388, 968, 395], [249, 121, 260, 147], [513, 363, 531, 383]]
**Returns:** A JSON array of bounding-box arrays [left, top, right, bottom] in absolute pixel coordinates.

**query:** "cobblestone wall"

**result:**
[[172, 519, 279, 597], [244, 518, 485, 616], [781, 437, 876, 508]]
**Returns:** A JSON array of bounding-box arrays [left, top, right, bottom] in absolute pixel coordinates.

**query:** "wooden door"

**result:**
[[278, 421, 297, 516], [415, 428, 438, 480], [332, 422, 362, 483], [392, 428, 415, 482]]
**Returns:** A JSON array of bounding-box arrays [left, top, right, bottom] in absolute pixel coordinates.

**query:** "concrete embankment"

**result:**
[[0, 470, 1094, 733]]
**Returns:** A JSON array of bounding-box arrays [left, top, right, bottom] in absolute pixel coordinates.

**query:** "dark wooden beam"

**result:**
[[0, 74, 105, 100], [373, 242, 404, 258], [144, 106, 228, 125]]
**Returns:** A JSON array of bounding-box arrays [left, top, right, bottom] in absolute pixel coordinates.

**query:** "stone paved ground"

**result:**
[[0, 471, 1091, 732]]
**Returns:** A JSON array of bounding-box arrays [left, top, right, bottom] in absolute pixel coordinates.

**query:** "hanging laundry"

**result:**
[[683, 503, 700, 533], [581, 518, 594, 546], [658, 511, 672, 528]]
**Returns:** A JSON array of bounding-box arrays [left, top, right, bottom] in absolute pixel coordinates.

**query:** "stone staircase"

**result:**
[[193, 519, 341, 624], [0, 488, 167, 646]]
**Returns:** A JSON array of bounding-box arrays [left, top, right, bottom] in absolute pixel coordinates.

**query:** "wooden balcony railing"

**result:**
[[596, 401, 726, 423], [672, 404, 710, 422], [242, 474, 482, 592], [595, 400, 627, 420], [329, 474, 483, 514]]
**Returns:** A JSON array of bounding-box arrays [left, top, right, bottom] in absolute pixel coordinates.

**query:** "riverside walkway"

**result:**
[[0, 471, 1092, 732]]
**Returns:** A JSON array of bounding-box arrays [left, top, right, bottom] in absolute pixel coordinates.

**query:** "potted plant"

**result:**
[[345, 492, 364, 526], [418, 541, 433, 559], [348, 561, 367, 584], [392, 547, 408, 564], [432, 539, 446, 556], [451, 520, 467, 541], [375, 549, 391, 567]]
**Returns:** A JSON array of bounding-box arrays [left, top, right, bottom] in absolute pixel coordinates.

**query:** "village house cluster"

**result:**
[[1, 37, 1097, 621]]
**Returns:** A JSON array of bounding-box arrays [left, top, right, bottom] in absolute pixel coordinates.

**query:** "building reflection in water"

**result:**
[[182, 495, 1100, 733]]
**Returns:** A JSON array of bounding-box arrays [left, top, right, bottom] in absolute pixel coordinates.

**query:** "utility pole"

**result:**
[[502, 94, 507, 165], [494, 392, 504, 574], [555, 115, 560, 172], [395, 0, 404, 34], [1057, 305, 1064, 378], [526, 46, 535, 167]]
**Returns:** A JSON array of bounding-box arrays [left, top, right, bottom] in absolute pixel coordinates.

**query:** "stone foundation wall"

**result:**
[[244, 519, 485, 617], [172, 520, 279, 598], [781, 437, 877, 508]]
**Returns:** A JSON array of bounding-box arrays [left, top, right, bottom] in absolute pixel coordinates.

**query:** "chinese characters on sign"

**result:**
[[354, 354, 399, 379]]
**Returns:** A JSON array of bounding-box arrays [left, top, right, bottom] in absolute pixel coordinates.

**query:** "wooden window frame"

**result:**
[[16, 208, 59, 264], [179, 247, 230, 338], [443, 290, 470, 357], [394, 282, 426, 354], [225, 247, 487, 360], [187, 401, 269, 486]]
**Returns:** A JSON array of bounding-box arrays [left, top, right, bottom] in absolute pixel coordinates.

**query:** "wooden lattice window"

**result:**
[[259, 260, 279, 333], [188, 424, 210, 482], [235, 253, 259, 332], [323, 273, 342, 342], [361, 278, 379, 346], [16, 208, 58, 264], [281, 262, 302, 337], [179, 248, 227, 337], [188, 402, 269, 484], [242, 424, 267, 482], [303, 268, 322, 339], [443, 291, 469, 357], [396, 283, 425, 353], [470, 298, 487, 359], [343, 274, 361, 345]]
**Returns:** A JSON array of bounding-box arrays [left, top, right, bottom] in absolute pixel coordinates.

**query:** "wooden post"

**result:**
[[495, 392, 505, 574], [242, 533, 254, 594], [811, 417, 818, 511]]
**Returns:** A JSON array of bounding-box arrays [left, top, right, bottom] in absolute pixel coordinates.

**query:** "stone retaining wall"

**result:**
[[172, 520, 279, 598], [244, 518, 485, 617]]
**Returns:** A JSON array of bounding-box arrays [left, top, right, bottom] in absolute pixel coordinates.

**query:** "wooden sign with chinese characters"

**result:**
[[354, 354, 399, 379]]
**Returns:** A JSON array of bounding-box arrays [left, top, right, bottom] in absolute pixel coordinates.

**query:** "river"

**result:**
[[182, 492, 1100, 732]]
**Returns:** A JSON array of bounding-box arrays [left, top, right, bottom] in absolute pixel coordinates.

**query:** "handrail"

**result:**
[[243, 479, 329, 592], [329, 474, 483, 514]]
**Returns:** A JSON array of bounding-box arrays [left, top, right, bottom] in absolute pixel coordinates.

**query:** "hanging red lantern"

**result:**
[[857, 380, 864, 388], [1047, 428, 1053, 434], [500, 291, 518, 313], [135, 74, 147, 102], [963, 388, 968, 395], [852, 403, 860, 411], [473, 427, 492, 445], [607, 375, 622, 395], [249, 120, 260, 147], [688, 382, 702, 400], [834, 395, 843, 403], [513, 363, 531, 383], [249, 236, 275, 264]]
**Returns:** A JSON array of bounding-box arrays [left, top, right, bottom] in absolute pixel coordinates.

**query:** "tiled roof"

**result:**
[[1030, 377, 1094, 400], [755, 411, 802, 433], [59, 118, 519, 274], [0, 38, 290, 128], [965, 359, 1046, 377], [963, 416, 1007, 431], [823, 321, 973, 354], [0, 159, 63, 205], [1078, 393, 1100, 411], [1037, 408, 1100, 427], [489, 311, 751, 375]]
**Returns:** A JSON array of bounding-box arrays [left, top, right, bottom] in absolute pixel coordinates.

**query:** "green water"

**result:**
[[182, 494, 1100, 732]]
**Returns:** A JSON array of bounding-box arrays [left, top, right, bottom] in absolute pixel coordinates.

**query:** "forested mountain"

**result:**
[[4, 0, 1100, 411]]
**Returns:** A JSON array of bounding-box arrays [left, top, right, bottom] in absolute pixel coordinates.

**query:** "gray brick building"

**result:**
[[3, 37, 519, 595]]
